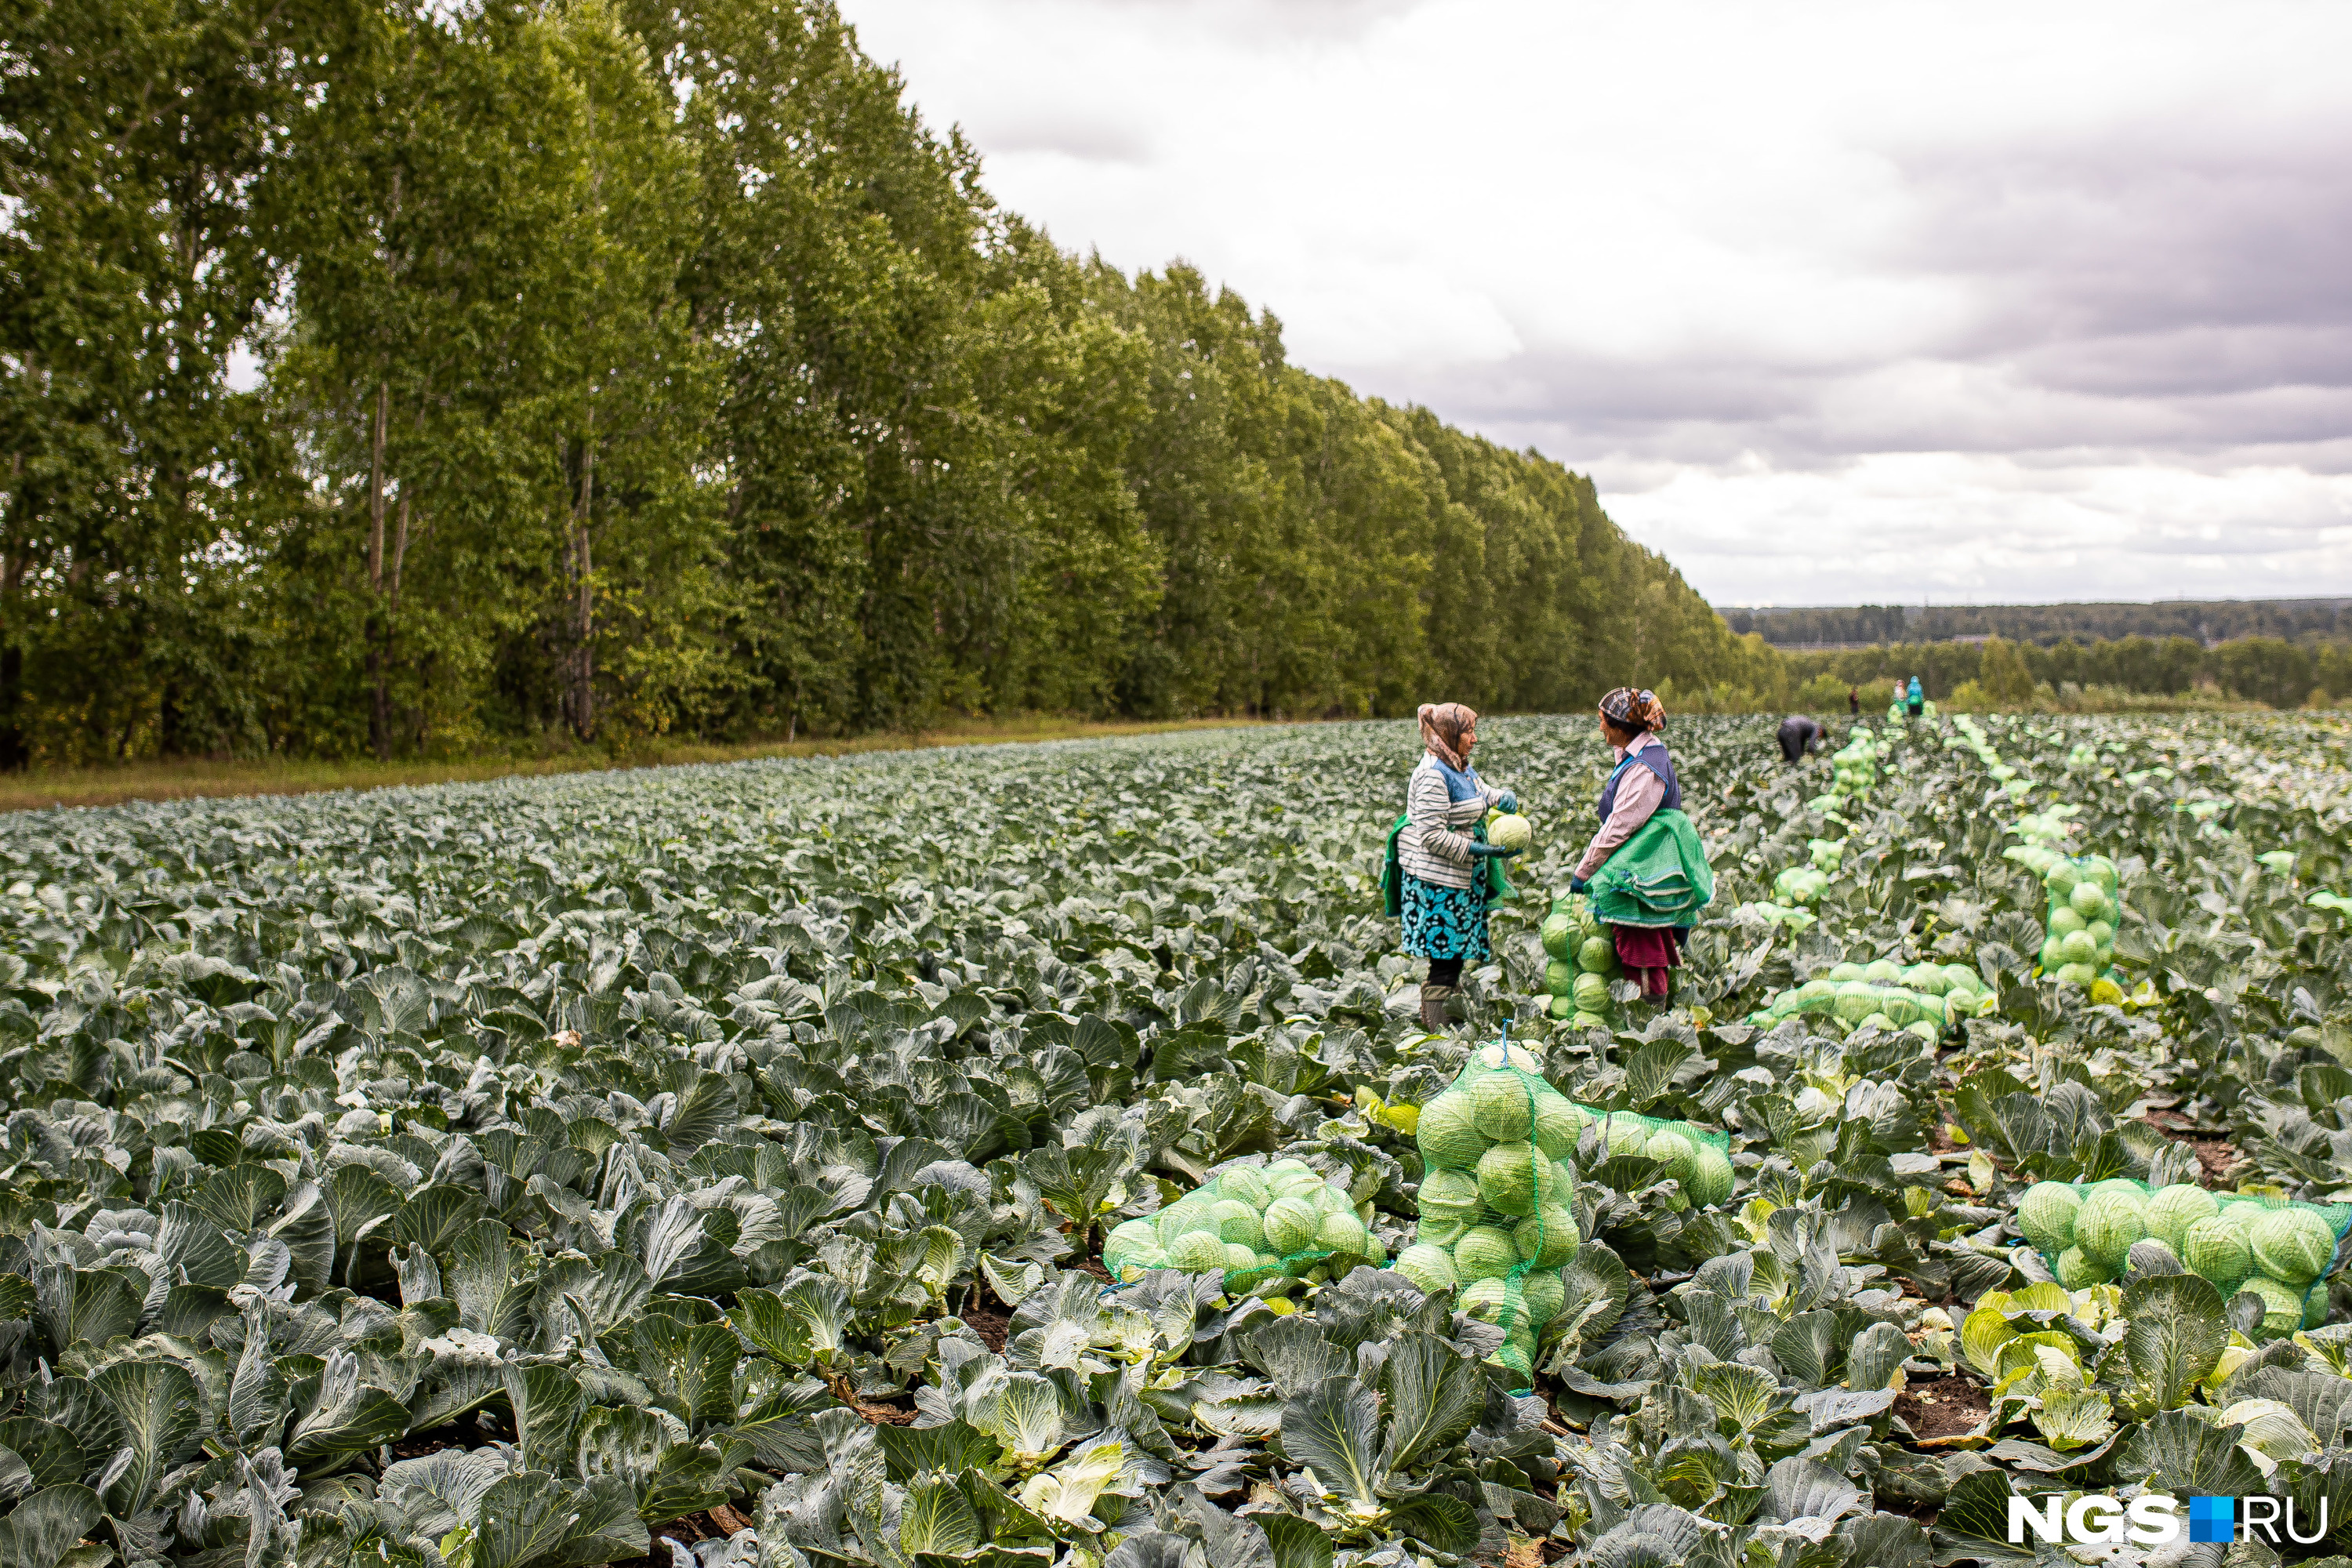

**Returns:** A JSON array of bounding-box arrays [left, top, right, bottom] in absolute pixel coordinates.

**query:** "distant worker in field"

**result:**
[[1777, 713, 1824, 763], [1847, 686, 1860, 717], [1387, 702, 1521, 1031], [1907, 676, 1926, 717], [1570, 688, 1713, 1000]]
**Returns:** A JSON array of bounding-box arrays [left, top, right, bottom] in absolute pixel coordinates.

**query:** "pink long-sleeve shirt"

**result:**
[[1574, 731, 1668, 881]]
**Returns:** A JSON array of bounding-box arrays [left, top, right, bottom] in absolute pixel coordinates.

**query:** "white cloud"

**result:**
[[1606, 453, 2352, 605], [838, 0, 2352, 604]]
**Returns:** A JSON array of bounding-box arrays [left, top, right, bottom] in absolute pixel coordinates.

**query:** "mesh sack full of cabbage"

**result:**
[[1537, 894, 1620, 1026], [1747, 957, 1996, 1036], [2016, 1177, 2352, 1337], [1393, 1042, 1733, 1384], [1101, 1159, 1385, 1294], [2026, 852, 2128, 1000]]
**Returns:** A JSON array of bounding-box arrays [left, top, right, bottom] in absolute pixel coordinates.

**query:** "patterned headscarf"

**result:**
[[1599, 687, 1666, 733], [1418, 702, 1477, 771]]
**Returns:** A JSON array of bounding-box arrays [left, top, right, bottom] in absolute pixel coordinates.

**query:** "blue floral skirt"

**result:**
[[1400, 873, 1491, 963]]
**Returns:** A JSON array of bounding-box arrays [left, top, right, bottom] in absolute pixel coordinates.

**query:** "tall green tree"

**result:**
[[0, 0, 318, 761], [267, 0, 713, 755]]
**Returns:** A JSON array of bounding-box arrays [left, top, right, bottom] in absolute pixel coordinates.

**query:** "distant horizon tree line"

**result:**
[[1783, 634, 2352, 713], [1723, 599, 2352, 650]]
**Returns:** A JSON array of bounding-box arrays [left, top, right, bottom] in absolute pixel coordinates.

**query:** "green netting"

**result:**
[[1765, 836, 1844, 909], [1579, 1104, 1732, 1163], [1805, 728, 1879, 815], [1537, 894, 1621, 1027], [1397, 1043, 1579, 1389], [1102, 1160, 1384, 1294], [1769, 865, 1830, 906], [2007, 850, 2126, 996], [1746, 956, 1997, 1035], [1390, 1041, 1731, 1389], [2016, 1177, 2352, 1338]]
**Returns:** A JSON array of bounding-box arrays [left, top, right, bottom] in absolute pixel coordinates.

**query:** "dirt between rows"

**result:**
[[612, 1504, 756, 1568], [2143, 1108, 2245, 1185], [1895, 1374, 1992, 1440]]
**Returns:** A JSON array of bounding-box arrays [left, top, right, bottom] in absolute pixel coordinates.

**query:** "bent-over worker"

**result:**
[[1777, 713, 1824, 763]]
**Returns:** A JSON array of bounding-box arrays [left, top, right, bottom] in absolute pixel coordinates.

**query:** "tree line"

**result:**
[[2, 0, 1770, 768], [1726, 600, 2352, 649], [1787, 637, 2352, 711]]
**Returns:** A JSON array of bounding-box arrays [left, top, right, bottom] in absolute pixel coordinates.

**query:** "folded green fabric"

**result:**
[[1588, 809, 1715, 928], [1380, 814, 1511, 914]]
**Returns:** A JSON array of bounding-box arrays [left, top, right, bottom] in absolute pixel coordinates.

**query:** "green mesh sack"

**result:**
[[2014, 1177, 2352, 1336], [2024, 853, 2125, 999], [1819, 729, 1878, 809], [1397, 1041, 1732, 1388], [1103, 1159, 1384, 1294], [1396, 1041, 1581, 1389], [1540, 892, 1621, 1028], [1747, 956, 1995, 1036], [1577, 1104, 1733, 1209], [1402, 1048, 1740, 1392]]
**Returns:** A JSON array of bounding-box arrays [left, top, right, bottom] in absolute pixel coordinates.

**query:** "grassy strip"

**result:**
[[0, 716, 1273, 813]]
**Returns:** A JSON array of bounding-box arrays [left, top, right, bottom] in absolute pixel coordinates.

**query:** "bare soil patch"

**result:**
[[2142, 1111, 2243, 1186], [612, 1507, 753, 1568], [1895, 1374, 1991, 1440], [961, 1288, 1012, 1352], [388, 1417, 501, 1458]]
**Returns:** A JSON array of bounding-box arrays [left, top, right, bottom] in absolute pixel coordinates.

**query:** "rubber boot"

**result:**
[[1419, 984, 1455, 1032]]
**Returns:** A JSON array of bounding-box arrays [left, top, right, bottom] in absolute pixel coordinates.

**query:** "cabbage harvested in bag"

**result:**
[[1102, 1159, 1383, 1294], [1395, 1040, 1733, 1388], [2021, 851, 2126, 997], [2013, 1176, 2352, 1337], [1748, 956, 1994, 1036]]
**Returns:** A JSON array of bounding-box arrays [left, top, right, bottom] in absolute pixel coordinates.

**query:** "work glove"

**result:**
[[1496, 790, 1519, 814], [1570, 876, 1589, 894], [1467, 843, 1520, 859]]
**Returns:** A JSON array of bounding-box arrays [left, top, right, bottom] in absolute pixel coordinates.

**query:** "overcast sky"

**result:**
[[833, 0, 2352, 607]]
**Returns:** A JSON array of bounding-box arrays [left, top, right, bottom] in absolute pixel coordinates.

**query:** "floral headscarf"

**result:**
[[1418, 702, 1477, 771], [1599, 688, 1666, 733]]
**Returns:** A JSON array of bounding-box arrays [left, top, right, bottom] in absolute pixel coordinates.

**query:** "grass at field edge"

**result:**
[[0, 717, 1283, 813]]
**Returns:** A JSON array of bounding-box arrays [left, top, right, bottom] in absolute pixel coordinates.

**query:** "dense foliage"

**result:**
[[5, 711, 2352, 1568], [0, 0, 1771, 766]]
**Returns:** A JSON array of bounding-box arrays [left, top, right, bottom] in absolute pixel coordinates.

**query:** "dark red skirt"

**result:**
[[1613, 925, 1683, 998]]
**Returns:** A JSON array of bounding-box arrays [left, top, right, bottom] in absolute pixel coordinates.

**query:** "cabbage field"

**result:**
[[5, 713, 2352, 1568]]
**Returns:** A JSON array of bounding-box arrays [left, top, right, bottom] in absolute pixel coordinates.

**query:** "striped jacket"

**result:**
[[1399, 753, 1504, 890]]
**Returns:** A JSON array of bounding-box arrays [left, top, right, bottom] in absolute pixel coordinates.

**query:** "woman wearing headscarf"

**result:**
[[1570, 688, 1684, 1000], [1396, 703, 1522, 1030]]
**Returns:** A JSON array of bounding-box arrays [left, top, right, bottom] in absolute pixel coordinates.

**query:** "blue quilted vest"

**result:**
[[1598, 741, 1681, 821]]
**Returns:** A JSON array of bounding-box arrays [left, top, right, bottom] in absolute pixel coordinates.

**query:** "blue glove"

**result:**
[[1468, 843, 1521, 859], [1496, 790, 1519, 814], [1570, 876, 1589, 894]]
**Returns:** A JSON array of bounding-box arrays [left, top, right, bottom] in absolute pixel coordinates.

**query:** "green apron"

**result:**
[[1585, 809, 1713, 928], [1382, 815, 1510, 916]]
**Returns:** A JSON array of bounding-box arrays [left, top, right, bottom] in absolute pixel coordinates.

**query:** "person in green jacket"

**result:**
[[1570, 688, 1685, 999]]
